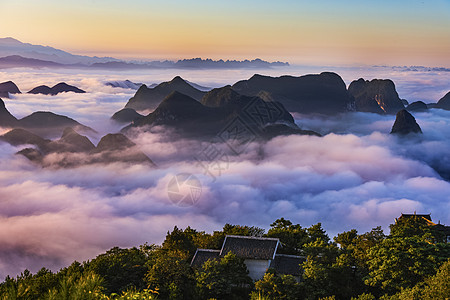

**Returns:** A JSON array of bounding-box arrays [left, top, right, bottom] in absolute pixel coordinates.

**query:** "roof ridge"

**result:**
[[225, 235, 279, 241], [196, 249, 220, 252], [275, 253, 305, 258]]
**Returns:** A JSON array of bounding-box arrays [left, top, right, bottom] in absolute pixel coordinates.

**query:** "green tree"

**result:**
[[301, 238, 343, 300], [0, 268, 59, 300], [390, 216, 444, 243], [386, 258, 450, 300], [265, 218, 308, 255], [252, 272, 303, 300], [334, 229, 358, 250], [162, 226, 199, 257], [351, 293, 375, 300], [421, 258, 450, 299], [306, 223, 330, 244], [332, 228, 386, 297], [86, 246, 149, 295], [223, 223, 265, 237], [47, 271, 104, 300], [145, 250, 196, 300], [365, 236, 450, 295], [196, 252, 253, 300]]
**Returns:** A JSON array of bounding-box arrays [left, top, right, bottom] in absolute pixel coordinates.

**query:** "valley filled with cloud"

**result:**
[[0, 66, 449, 280]]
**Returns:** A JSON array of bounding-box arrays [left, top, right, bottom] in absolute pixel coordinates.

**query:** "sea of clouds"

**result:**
[[0, 66, 449, 280]]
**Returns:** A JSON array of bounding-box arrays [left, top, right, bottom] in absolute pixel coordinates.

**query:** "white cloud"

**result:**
[[0, 66, 449, 280]]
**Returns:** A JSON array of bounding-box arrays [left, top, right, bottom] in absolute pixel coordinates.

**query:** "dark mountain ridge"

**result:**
[[28, 82, 85, 95], [0, 81, 21, 98], [390, 109, 422, 135], [232, 72, 354, 115], [348, 78, 405, 114], [0, 98, 94, 137], [0, 98, 19, 127], [0, 127, 154, 167], [124, 76, 206, 112], [111, 108, 144, 124], [435, 91, 450, 110], [124, 89, 315, 140]]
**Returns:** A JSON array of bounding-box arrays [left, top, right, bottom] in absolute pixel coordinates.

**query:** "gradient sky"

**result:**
[[0, 0, 449, 66]]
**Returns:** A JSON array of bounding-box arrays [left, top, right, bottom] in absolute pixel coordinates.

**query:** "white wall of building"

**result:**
[[244, 259, 271, 280]]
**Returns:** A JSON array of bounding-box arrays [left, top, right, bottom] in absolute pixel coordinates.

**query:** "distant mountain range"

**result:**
[[0, 37, 119, 65], [28, 82, 85, 95], [0, 98, 153, 167], [117, 73, 410, 117], [0, 37, 289, 70], [0, 80, 85, 97]]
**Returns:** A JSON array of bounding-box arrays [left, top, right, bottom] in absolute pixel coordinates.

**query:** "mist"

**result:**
[[0, 66, 449, 280]]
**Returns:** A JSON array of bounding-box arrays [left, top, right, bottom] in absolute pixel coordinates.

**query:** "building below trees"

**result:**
[[191, 235, 305, 280]]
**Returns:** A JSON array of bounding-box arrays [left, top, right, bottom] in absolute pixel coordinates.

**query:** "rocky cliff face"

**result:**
[[348, 78, 404, 114], [406, 101, 428, 112], [124, 76, 205, 112], [126, 89, 310, 140], [390, 109, 422, 135], [111, 108, 144, 124], [436, 91, 450, 110], [0, 98, 18, 127], [0, 128, 155, 168], [232, 72, 354, 114], [27, 82, 85, 95], [0, 81, 21, 98]]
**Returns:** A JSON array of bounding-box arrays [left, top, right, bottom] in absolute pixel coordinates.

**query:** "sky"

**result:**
[[0, 0, 449, 66], [0, 0, 450, 280]]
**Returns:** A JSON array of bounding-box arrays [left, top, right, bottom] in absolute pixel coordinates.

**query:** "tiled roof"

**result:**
[[434, 224, 450, 235], [190, 249, 220, 268], [398, 213, 433, 222], [396, 213, 437, 226], [220, 235, 279, 260], [269, 254, 306, 276]]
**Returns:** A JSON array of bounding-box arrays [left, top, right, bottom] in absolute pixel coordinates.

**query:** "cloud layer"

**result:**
[[0, 66, 449, 280]]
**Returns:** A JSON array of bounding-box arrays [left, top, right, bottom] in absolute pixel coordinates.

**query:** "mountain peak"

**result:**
[[124, 77, 205, 112], [28, 82, 85, 95], [0, 98, 18, 126], [390, 109, 422, 135], [0, 37, 22, 44], [162, 91, 200, 106], [436, 91, 450, 110], [0, 81, 21, 98], [201, 85, 241, 107], [171, 75, 185, 83], [95, 133, 136, 152], [61, 127, 78, 138]]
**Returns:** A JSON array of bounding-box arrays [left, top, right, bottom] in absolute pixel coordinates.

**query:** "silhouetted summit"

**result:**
[[436, 91, 450, 110], [124, 76, 205, 111], [390, 109, 422, 135], [93, 133, 155, 166], [0, 98, 18, 127], [0, 81, 21, 98], [106, 80, 143, 89], [126, 90, 314, 139], [28, 82, 85, 95], [18, 111, 94, 137], [95, 133, 137, 152], [0, 128, 48, 147], [201, 86, 242, 107], [1, 128, 155, 167], [58, 127, 96, 152], [0, 55, 65, 69], [348, 78, 404, 114], [406, 101, 428, 112], [111, 108, 144, 124], [232, 72, 354, 114]]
